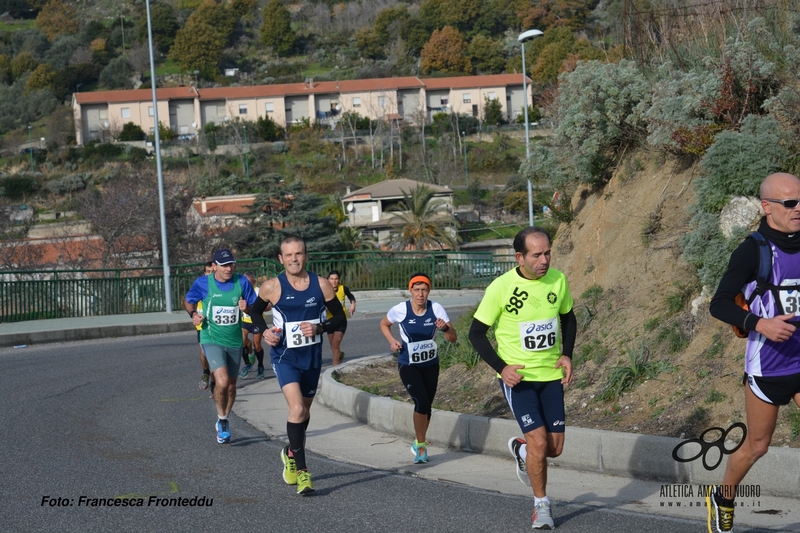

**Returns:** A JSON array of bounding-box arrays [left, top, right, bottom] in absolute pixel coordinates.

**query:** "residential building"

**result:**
[[72, 74, 531, 145], [341, 178, 456, 248]]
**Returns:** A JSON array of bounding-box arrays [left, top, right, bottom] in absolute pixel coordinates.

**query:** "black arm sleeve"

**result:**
[[249, 296, 270, 331], [323, 297, 346, 332], [343, 286, 356, 302], [468, 318, 507, 375], [709, 239, 760, 332], [560, 309, 577, 358]]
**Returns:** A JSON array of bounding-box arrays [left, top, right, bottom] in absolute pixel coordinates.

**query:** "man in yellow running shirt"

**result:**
[[469, 226, 577, 530]]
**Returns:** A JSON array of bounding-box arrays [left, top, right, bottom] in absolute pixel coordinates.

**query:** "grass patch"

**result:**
[[789, 409, 800, 439], [643, 317, 659, 332], [665, 282, 697, 315], [656, 323, 689, 353], [705, 389, 725, 403], [702, 333, 725, 359], [581, 284, 604, 307], [437, 305, 486, 370], [641, 211, 662, 246], [0, 20, 35, 32], [574, 337, 608, 366], [598, 341, 675, 401], [155, 58, 183, 76]]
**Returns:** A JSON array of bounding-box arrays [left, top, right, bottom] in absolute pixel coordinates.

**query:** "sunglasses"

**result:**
[[764, 198, 800, 209]]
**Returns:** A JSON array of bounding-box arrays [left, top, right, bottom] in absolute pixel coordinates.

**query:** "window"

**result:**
[[216, 105, 226, 116], [378, 96, 386, 107], [121, 108, 130, 119], [99, 110, 108, 120], [353, 97, 361, 107], [463, 93, 471, 104], [440, 98, 449, 106], [238, 104, 247, 115], [265, 102, 274, 113], [487, 92, 496, 101], [148, 106, 154, 117]]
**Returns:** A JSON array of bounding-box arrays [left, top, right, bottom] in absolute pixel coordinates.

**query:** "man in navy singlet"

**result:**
[[246, 236, 346, 495], [708, 172, 800, 533]]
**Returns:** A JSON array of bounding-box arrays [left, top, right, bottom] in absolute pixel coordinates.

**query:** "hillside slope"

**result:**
[[553, 153, 799, 446], [341, 152, 800, 448]]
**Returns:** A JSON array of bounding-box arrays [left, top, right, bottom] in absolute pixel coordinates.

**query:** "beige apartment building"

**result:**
[[72, 74, 531, 145]]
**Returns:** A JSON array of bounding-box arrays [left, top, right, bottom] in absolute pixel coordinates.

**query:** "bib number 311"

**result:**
[[518, 317, 558, 351]]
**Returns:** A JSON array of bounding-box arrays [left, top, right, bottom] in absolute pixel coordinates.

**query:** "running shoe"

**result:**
[[281, 446, 297, 485], [296, 470, 315, 495], [706, 485, 735, 532], [216, 419, 230, 444], [199, 373, 209, 390], [532, 500, 554, 530], [238, 364, 252, 379], [410, 440, 428, 464], [257, 366, 265, 379], [508, 437, 531, 487]]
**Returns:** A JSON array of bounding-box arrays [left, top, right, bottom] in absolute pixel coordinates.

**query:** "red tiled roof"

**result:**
[[191, 195, 255, 217], [421, 74, 530, 90], [74, 87, 199, 104]]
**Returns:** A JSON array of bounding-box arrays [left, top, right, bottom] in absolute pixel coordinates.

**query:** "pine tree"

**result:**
[[260, 0, 296, 57]]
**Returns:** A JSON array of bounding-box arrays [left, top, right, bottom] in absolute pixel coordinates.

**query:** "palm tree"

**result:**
[[385, 184, 459, 251], [337, 226, 375, 251]]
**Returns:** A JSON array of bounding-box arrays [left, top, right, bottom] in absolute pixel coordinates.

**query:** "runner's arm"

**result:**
[[343, 286, 356, 303], [560, 309, 577, 358], [320, 297, 346, 333], [709, 240, 759, 331], [248, 296, 271, 331], [468, 318, 507, 374]]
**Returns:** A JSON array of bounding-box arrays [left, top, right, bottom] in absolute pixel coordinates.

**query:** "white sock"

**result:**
[[218, 415, 228, 421], [520, 443, 527, 461], [534, 496, 550, 506]]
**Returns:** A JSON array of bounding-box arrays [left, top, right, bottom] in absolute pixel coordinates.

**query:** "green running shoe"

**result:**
[[296, 470, 315, 495], [280, 446, 297, 485]]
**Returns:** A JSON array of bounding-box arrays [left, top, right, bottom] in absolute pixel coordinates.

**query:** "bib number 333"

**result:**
[[518, 317, 558, 351]]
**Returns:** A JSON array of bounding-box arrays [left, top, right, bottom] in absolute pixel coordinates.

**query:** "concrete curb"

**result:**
[[0, 322, 195, 348], [319, 355, 800, 498]]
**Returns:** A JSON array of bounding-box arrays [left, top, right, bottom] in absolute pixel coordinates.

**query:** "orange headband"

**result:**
[[408, 275, 432, 291]]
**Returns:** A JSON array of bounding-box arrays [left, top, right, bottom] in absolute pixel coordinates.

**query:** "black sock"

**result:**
[[255, 349, 264, 367], [242, 347, 250, 364], [715, 486, 735, 507], [203, 368, 210, 376], [287, 421, 307, 470]]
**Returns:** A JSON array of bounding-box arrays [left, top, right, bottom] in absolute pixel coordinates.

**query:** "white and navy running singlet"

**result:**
[[386, 300, 450, 367], [270, 272, 327, 370]]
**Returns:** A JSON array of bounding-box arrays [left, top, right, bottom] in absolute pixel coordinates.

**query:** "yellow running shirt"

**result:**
[[473, 267, 573, 382]]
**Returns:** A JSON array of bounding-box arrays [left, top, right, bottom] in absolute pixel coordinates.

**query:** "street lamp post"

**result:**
[[27, 125, 33, 171], [243, 124, 249, 181], [462, 131, 468, 188], [145, 0, 172, 313], [518, 28, 543, 227]]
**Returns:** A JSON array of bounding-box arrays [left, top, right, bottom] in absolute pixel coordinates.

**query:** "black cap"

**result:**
[[213, 249, 236, 265]]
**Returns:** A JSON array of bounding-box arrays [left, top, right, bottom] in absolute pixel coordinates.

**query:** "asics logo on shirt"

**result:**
[[291, 324, 301, 332], [212, 293, 223, 298], [552, 420, 565, 426]]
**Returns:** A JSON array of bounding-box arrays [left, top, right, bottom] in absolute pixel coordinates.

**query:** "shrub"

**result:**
[[695, 114, 789, 213], [554, 59, 650, 183], [118, 122, 146, 142], [0, 174, 40, 200], [680, 211, 747, 289], [598, 341, 675, 400]]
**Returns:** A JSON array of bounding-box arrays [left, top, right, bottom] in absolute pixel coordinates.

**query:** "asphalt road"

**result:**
[[0, 315, 766, 533]]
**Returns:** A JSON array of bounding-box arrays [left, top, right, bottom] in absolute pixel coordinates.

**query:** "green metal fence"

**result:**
[[0, 252, 514, 323]]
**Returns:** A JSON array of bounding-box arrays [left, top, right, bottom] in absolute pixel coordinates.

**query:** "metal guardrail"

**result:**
[[0, 252, 514, 323]]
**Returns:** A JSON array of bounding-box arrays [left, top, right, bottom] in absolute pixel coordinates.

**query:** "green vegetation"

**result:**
[[438, 306, 487, 370], [598, 341, 675, 401]]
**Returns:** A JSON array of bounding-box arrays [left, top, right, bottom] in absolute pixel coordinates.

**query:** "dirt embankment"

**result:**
[[339, 153, 800, 447]]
